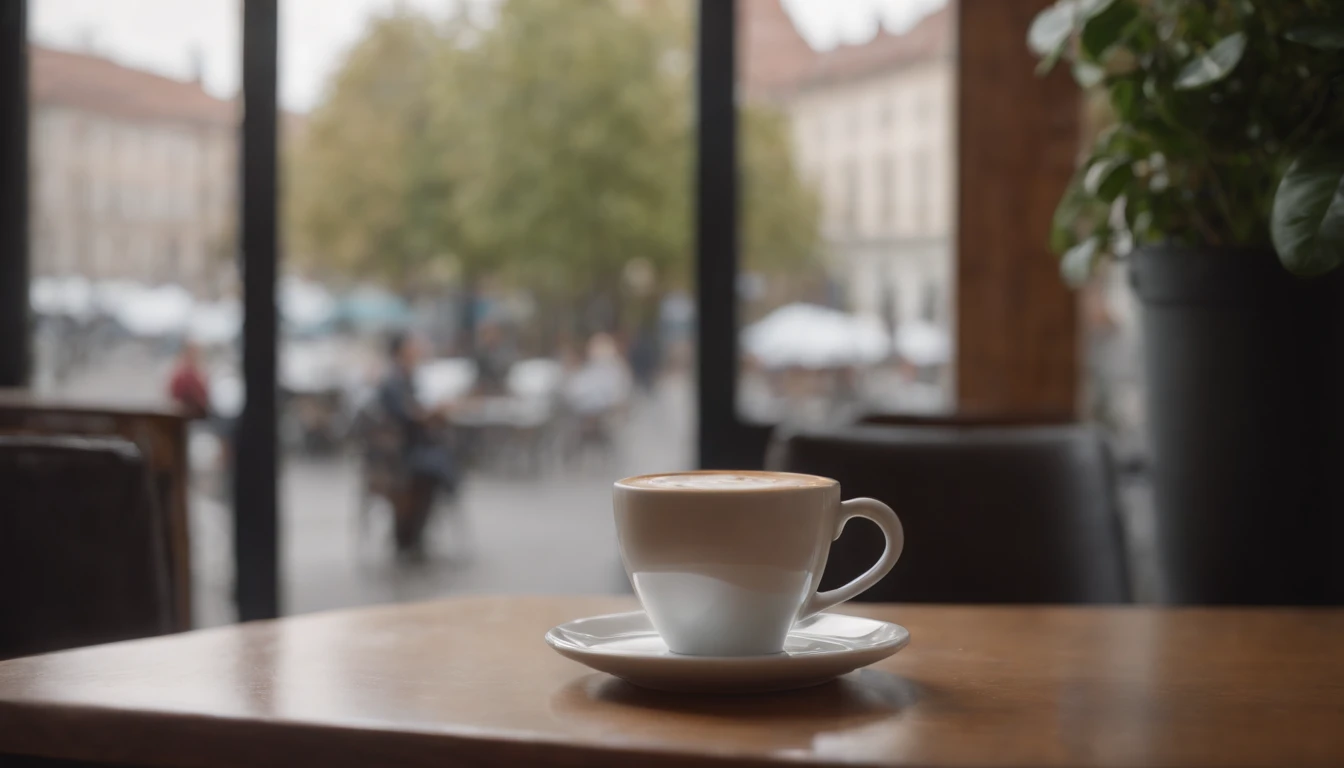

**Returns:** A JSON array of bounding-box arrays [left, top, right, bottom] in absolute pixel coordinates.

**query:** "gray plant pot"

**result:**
[[1130, 245, 1344, 604]]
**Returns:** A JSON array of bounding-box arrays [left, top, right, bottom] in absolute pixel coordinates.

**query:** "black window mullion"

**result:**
[[0, 0, 29, 387], [695, 0, 771, 470], [235, 0, 281, 621]]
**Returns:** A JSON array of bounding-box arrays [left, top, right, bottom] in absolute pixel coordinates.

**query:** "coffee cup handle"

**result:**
[[798, 498, 904, 620]]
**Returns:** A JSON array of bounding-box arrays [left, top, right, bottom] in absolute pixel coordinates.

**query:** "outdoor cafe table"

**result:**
[[1, 596, 1341, 768]]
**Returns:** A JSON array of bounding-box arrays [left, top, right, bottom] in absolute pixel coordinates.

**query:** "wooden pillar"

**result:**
[[955, 0, 1080, 417]]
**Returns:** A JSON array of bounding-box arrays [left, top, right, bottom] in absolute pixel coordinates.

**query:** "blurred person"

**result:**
[[627, 324, 661, 394], [167, 340, 212, 420], [579, 333, 633, 410], [472, 321, 516, 397], [170, 340, 237, 503], [561, 332, 633, 463], [378, 332, 459, 558], [557, 339, 584, 374]]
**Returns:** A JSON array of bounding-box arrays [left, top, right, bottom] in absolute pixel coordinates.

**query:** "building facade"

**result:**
[[28, 46, 236, 294], [743, 2, 954, 330]]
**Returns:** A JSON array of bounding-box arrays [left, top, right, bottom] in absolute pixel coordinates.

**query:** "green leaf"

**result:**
[[1285, 24, 1344, 50], [1099, 165, 1133, 202], [1036, 43, 1067, 75], [1271, 146, 1344, 277], [1084, 157, 1133, 203], [1073, 60, 1105, 87], [1050, 180, 1095, 253], [1081, 0, 1139, 61], [1110, 78, 1137, 120], [1174, 33, 1247, 90], [1060, 236, 1101, 287], [1078, 0, 1117, 17], [1028, 0, 1078, 58], [1050, 216, 1075, 254]]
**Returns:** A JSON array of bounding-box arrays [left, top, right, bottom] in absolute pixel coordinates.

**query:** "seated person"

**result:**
[[378, 332, 458, 556]]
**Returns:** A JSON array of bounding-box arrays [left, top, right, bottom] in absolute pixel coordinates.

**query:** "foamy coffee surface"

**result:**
[[621, 471, 831, 491]]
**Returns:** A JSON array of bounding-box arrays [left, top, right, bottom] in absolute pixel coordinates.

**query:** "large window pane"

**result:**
[[278, 0, 695, 613], [28, 0, 241, 626], [738, 0, 954, 427]]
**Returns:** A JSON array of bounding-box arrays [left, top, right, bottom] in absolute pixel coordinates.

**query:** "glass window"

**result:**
[[29, 0, 242, 625], [278, 0, 696, 614], [738, 0, 954, 426]]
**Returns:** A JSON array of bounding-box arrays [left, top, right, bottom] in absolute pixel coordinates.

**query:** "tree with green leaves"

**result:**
[[287, 10, 467, 292], [444, 0, 690, 334], [288, 0, 821, 339]]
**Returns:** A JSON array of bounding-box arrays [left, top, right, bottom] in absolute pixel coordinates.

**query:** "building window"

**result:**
[[914, 151, 931, 233], [880, 154, 895, 233], [844, 159, 859, 236]]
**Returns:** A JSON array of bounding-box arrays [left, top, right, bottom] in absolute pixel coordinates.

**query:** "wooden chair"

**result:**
[[767, 422, 1132, 603], [0, 391, 192, 628], [0, 435, 175, 659]]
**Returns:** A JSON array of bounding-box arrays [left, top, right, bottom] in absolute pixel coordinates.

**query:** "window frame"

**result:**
[[697, 0, 1081, 467], [0, 0, 1079, 619], [1, 0, 28, 388]]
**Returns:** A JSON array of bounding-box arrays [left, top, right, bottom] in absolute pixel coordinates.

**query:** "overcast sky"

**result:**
[[29, 0, 947, 113]]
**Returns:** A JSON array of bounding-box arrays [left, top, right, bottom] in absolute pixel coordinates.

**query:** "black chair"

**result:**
[[858, 410, 1076, 428], [0, 435, 174, 659], [766, 423, 1131, 603]]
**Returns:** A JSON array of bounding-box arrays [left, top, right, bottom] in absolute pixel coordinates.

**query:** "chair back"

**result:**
[[0, 435, 174, 658], [767, 423, 1131, 603]]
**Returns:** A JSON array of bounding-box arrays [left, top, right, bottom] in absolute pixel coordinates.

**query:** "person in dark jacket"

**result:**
[[377, 332, 457, 557]]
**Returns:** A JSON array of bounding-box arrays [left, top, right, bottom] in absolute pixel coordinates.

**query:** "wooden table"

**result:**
[[0, 390, 193, 629], [1, 596, 1342, 768]]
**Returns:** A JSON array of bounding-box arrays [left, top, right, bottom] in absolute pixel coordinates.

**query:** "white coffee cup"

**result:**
[[613, 470, 904, 656]]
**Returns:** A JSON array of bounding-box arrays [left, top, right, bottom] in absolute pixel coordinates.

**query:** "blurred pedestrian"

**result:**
[[378, 332, 458, 559], [472, 321, 516, 397], [167, 340, 211, 420], [561, 333, 632, 464], [628, 324, 660, 394]]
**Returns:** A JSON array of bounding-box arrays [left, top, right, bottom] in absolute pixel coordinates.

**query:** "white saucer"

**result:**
[[545, 610, 910, 693]]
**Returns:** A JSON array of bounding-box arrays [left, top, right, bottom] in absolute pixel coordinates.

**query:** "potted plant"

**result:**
[[1028, 0, 1344, 604]]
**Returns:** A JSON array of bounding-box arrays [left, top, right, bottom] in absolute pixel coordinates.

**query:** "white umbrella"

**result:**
[[114, 284, 195, 337], [742, 303, 890, 369], [94, 280, 145, 319], [189, 300, 241, 346], [894, 321, 952, 367], [30, 276, 96, 319], [281, 277, 337, 330], [29, 277, 60, 316]]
